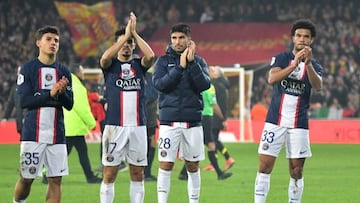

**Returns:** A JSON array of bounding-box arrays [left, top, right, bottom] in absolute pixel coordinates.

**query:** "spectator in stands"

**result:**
[[251, 93, 271, 121], [327, 98, 343, 119], [0, 67, 23, 135]]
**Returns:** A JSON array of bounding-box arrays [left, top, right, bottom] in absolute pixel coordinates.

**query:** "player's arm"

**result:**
[[17, 66, 59, 109], [188, 56, 211, 92], [129, 12, 155, 68], [305, 62, 322, 90], [100, 18, 132, 69], [152, 56, 183, 93]]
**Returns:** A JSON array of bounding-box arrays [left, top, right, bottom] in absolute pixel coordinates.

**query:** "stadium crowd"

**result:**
[[0, 0, 359, 119]]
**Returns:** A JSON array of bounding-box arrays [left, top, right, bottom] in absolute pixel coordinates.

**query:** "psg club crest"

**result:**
[[120, 63, 136, 80], [45, 73, 53, 81], [262, 143, 269, 151], [29, 166, 37, 174], [106, 154, 114, 162], [160, 150, 167, 157]]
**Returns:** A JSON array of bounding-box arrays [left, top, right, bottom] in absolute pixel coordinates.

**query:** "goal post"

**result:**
[[220, 67, 254, 143]]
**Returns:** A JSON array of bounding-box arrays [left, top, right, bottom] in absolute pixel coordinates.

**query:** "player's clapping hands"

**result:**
[[50, 76, 69, 97], [187, 40, 196, 62]]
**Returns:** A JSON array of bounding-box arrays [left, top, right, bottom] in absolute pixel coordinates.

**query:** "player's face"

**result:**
[[37, 33, 59, 56], [292, 29, 313, 52], [118, 36, 135, 58], [171, 32, 189, 53]]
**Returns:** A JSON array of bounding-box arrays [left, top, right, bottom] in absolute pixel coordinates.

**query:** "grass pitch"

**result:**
[[1, 143, 359, 202]]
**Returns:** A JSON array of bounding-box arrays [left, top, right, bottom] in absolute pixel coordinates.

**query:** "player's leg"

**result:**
[[46, 176, 62, 203], [180, 126, 205, 203], [13, 178, 34, 202], [127, 126, 147, 203], [45, 143, 68, 203], [100, 125, 127, 203], [286, 128, 311, 203], [255, 123, 286, 203], [157, 125, 181, 203]]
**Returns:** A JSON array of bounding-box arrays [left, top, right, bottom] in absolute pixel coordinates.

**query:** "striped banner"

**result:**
[[54, 1, 118, 58]]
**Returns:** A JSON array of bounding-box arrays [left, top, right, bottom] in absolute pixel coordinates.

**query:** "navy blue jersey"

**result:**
[[17, 59, 73, 144], [266, 52, 323, 129], [102, 58, 148, 126]]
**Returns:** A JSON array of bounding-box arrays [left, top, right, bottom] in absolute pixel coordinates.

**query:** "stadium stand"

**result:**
[[0, 0, 359, 118]]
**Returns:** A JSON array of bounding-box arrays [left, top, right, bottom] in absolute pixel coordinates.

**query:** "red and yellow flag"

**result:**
[[54, 1, 118, 58]]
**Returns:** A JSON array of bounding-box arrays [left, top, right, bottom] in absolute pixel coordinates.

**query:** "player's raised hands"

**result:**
[[129, 12, 137, 34], [187, 40, 196, 62], [180, 48, 189, 69], [302, 46, 312, 65]]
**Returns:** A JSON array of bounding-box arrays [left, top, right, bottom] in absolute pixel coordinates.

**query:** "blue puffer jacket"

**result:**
[[153, 45, 211, 123]]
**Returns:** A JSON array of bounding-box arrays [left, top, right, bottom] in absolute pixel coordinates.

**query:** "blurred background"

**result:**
[[0, 0, 359, 120]]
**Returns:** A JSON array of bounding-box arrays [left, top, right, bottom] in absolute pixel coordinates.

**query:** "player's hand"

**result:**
[[180, 48, 188, 69], [58, 76, 69, 94], [291, 49, 305, 69], [124, 17, 132, 39], [302, 46, 312, 65], [187, 40, 196, 62], [129, 12, 137, 34]]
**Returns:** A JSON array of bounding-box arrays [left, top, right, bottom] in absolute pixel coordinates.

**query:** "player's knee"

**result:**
[[185, 161, 199, 172], [159, 161, 174, 171], [20, 177, 34, 185], [290, 166, 303, 179], [47, 176, 62, 185]]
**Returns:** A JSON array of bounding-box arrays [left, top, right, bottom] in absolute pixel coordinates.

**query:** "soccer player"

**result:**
[[254, 19, 323, 203], [153, 23, 211, 203], [99, 12, 155, 203], [13, 25, 74, 203]]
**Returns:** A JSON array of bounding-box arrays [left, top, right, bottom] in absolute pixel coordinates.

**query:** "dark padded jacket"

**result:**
[[153, 45, 210, 123]]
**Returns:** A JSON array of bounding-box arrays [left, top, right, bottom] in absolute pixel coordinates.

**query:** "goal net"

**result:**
[[219, 67, 254, 143]]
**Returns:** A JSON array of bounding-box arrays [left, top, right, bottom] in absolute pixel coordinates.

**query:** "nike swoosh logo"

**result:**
[[299, 151, 307, 154], [60, 168, 67, 173], [193, 155, 200, 158], [168, 64, 175, 67], [44, 83, 53, 87], [137, 158, 145, 162]]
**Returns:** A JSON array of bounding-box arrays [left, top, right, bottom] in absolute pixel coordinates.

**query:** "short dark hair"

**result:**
[[35, 25, 60, 40], [170, 23, 191, 36], [291, 19, 316, 38]]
